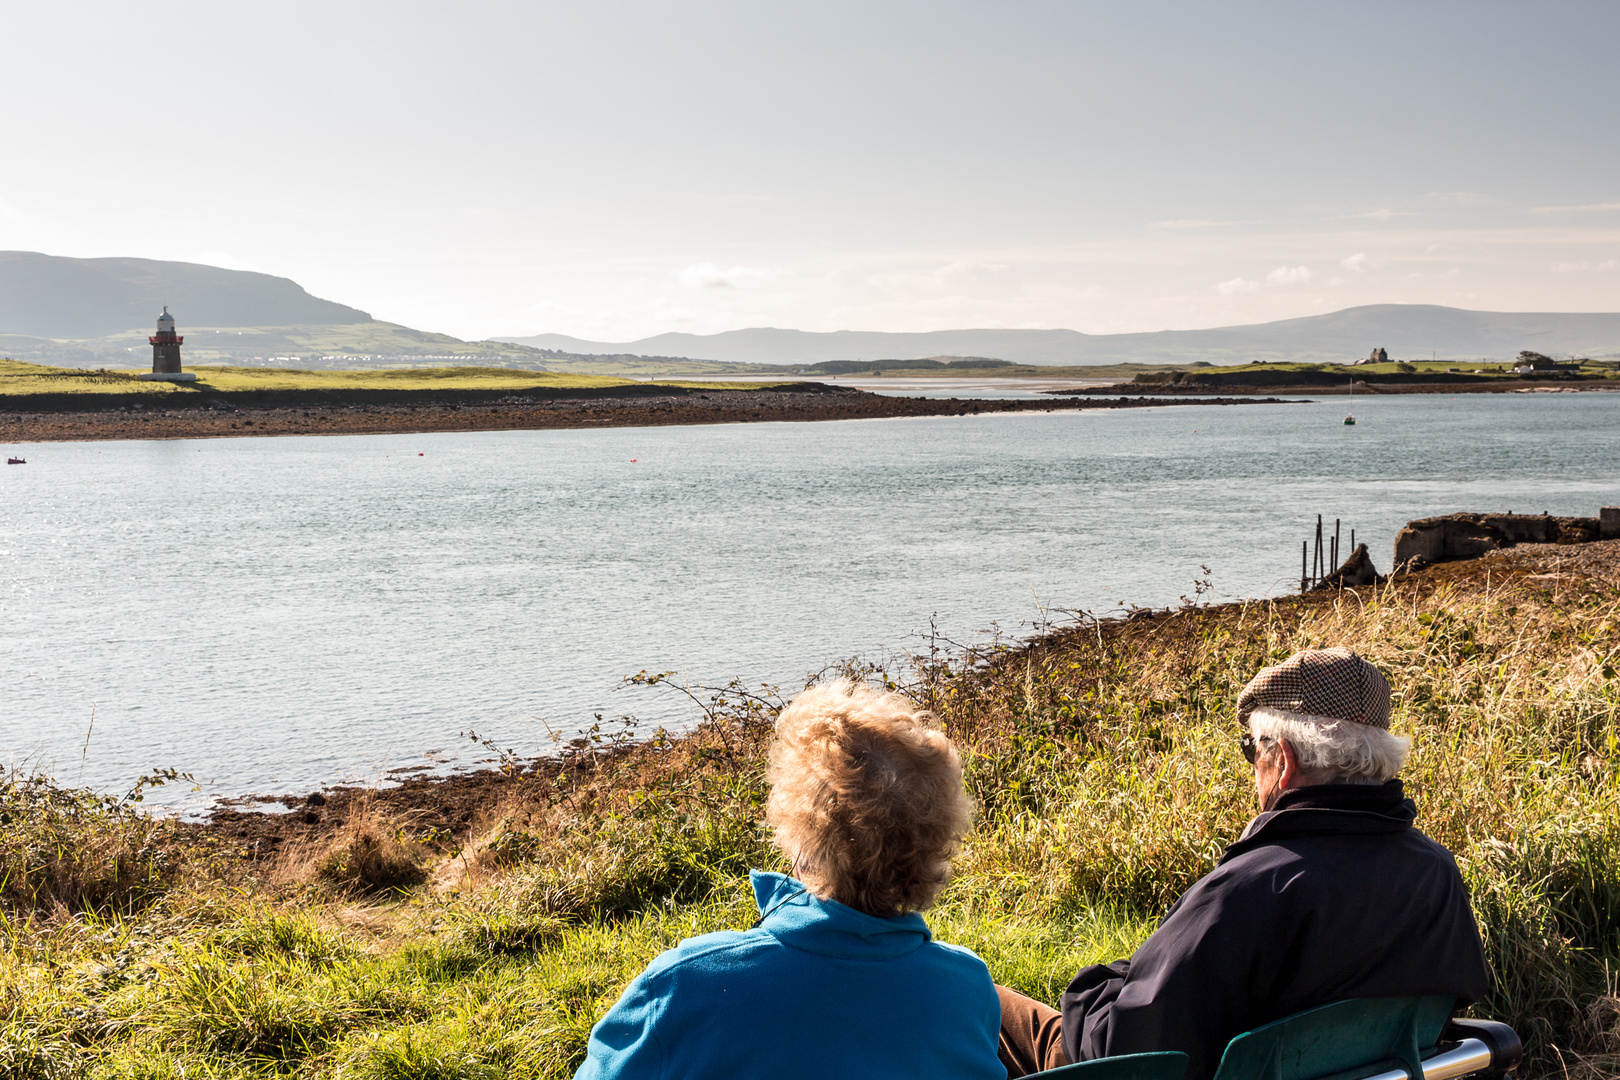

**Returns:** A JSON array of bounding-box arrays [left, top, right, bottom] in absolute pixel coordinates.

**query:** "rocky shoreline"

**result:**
[[2, 385, 1298, 442]]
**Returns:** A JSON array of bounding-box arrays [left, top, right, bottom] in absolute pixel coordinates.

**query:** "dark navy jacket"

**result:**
[[1061, 782, 1490, 1080]]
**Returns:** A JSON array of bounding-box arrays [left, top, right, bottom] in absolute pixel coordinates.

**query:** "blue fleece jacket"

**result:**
[[573, 870, 1004, 1080]]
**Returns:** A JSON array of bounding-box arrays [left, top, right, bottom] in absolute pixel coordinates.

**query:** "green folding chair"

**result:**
[[1027, 1051, 1189, 1080], [1208, 995, 1521, 1080]]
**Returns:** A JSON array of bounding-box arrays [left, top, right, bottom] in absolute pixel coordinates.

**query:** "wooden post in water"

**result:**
[[1351, 528, 1355, 553], [1314, 515, 1324, 586], [1333, 518, 1341, 575], [1301, 541, 1308, 592]]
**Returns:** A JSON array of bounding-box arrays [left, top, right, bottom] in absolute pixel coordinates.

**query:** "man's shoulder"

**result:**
[[1404, 825, 1466, 864], [1199, 835, 1313, 887], [1203, 820, 1465, 907], [1230, 817, 1460, 861]]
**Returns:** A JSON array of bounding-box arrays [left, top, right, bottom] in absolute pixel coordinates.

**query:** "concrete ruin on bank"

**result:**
[[1305, 507, 1619, 591], [1393, 508, 1620, 569]]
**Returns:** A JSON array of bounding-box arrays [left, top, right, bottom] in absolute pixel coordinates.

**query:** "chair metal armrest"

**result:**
[[1435, 1019, 1522, 1078], [1328, 1024, 1522, 1080]]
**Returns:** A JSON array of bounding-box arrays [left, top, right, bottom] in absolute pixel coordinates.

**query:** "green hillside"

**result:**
[[0, 322, 558, 370], [0, 251, 371, 338]]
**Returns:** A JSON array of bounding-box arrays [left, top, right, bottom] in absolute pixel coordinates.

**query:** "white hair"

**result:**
[[1248, 707, 1410, 784]]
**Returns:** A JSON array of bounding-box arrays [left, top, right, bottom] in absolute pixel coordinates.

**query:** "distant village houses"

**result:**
[[1512, 351, 1578, 375]]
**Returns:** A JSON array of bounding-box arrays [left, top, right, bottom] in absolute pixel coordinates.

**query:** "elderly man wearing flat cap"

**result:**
[[997, 647, 1490, 1080]]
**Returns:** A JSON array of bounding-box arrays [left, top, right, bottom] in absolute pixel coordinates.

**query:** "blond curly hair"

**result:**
[[766, 680, 974, 917]]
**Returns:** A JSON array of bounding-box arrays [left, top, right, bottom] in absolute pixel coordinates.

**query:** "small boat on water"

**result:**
[[1343, 377, 1357, 425], [1343, 415, 1356, 426], [6, 457, 24, 465]]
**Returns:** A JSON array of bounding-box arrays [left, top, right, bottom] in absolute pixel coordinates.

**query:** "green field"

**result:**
[[807, 361, 1196, 379], [1206, 360, 1525, 378], [0, 360, 777, 400], [780, 358, 1620, 382], [1227, 360, 1518, 376], [1122, 359, 1620, 388], [730, 359, 1613, 381]]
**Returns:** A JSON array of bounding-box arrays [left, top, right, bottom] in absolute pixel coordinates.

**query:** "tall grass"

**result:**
[[0, 554, 1615, 1077], [933, 565, 1620, 1076]]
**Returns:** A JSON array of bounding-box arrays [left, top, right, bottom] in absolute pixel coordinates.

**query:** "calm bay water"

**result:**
[[3, 392, 1618, 812]]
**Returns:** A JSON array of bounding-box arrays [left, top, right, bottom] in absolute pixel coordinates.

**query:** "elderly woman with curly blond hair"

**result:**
[[573, 680, 1004, 1080]]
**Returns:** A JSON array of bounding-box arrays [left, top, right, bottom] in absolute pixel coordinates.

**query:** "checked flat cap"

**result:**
[[1236, 647, 1391, 729]]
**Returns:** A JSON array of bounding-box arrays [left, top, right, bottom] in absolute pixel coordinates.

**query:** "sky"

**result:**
[[2, 0, 1617, 342]]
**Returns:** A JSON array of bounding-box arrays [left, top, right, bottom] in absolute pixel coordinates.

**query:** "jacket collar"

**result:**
[[750, 870, 932, 960], [1221, 780, 1417, 864]]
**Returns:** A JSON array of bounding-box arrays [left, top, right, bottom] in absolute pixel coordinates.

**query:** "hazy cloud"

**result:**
[[1215, 265, 1314, 295], [1266, 265, 1314, 286], [1426, 192, 1498, 206], [1552, 259, 1618, 272], [1150, 219, 1248, 230], [676, 262, 775, 289], [933, 259, 1011, 281], [1341, 252, 1371, 272], [1529, 202, 1620, 215]]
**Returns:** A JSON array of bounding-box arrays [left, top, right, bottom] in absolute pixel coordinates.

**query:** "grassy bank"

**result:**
[[0, 360, 784, 399], [0, 360, 788, 418], [3, 544, 1618, 1078]]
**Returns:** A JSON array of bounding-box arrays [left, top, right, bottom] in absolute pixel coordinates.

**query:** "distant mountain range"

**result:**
[[504, 306, 1620, 366], [4, 252, 1617, 370]]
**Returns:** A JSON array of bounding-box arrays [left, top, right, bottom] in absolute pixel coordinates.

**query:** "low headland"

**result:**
[[3, 537, 1619, 1077], [0, 360, 1291, 442], [1045, 357, 1620, 396]]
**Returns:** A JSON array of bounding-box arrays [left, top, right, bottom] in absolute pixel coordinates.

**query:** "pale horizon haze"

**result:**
[[2, 0, 1617, 343]]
